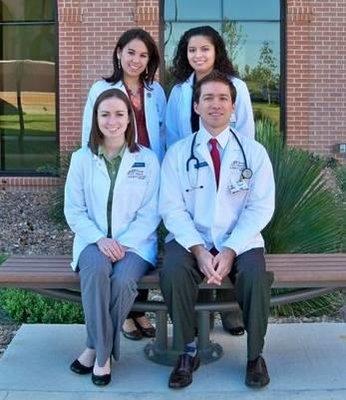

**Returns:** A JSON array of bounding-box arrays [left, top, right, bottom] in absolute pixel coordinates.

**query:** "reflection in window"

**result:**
[[164, 0, 221, 21], [0, 1, 57, 174], [0, 0, 54, 22], [223, 0, 280, 20], [164, 0, 282, 127]]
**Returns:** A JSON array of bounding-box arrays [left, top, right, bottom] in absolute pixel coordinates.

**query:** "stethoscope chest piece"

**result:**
[[242, 168, 252, 180]]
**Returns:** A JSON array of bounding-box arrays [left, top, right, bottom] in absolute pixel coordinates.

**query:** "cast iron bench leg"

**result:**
[[197, 309, 223, 363], [144, 309, 174, 365], [144, 308, 224, 366]]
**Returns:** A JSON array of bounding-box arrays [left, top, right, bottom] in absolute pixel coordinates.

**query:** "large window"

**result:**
[[0, 0, 57, 174], [164, 0, 282, 127]]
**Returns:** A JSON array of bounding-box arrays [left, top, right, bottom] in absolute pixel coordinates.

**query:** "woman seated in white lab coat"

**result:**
[[166, 25, 255, 147], [64, 88, 160, 386]]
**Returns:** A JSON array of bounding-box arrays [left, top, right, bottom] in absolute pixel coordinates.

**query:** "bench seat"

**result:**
[[0, 253, 345, 365], [0, 253, 345, 288]]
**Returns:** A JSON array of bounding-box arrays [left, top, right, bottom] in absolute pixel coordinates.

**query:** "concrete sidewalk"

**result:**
[[0, 323, 345, 399]]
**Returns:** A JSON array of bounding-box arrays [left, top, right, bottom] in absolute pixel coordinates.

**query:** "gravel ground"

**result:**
[[0, 186, 73, 358], [0, 186, 73, 256]]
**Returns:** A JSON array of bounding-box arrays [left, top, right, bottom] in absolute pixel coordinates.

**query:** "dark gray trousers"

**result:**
[[198, 288, 244, 329], [159, 240, 273, 361], [78, 244, 150, 366]]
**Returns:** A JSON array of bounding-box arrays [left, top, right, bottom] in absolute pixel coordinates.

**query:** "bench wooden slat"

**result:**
[[0, 254, 345, 289], [2, 255, 345, 266], [1, 255, 345, 268], [3, 265, 345, 272]]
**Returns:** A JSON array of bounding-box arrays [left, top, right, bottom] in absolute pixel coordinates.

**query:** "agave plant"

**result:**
[[256, 119, 344, 317], [256, 119, 343, 253]]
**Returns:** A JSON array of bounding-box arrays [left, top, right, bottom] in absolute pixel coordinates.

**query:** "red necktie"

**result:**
[[209, 138, 221, 188]]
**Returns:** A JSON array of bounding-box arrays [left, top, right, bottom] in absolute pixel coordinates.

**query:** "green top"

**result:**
[[98, 145, 126, 238]]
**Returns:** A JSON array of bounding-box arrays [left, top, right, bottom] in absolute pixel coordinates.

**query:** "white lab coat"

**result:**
[[159, 128, 275, 256], [64, 146, 160, 270], [165, 73, 255, 147], [82, 79, 167, 161]]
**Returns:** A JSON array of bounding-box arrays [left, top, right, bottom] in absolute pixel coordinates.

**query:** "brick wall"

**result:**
[[57, 0, 83, 152], [1, 177, 62, 188], [286, 0, 346, 162]]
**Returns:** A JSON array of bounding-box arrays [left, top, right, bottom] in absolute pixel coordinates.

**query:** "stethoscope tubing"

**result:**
[[186, 128, 251, 177]]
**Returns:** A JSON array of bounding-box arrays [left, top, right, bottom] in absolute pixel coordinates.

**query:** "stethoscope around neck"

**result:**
[[185, 128, 253, 192]]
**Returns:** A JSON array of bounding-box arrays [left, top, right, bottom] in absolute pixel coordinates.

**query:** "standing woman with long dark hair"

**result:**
[[82, 28, 166, 161], [166, 25, 254, 147], [82, 28, 166, 340]]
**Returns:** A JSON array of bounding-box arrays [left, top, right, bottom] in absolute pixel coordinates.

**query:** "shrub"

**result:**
[[0, 289, 84, 324], [256, 119, 343, 253], [256, 119, 344, 317]]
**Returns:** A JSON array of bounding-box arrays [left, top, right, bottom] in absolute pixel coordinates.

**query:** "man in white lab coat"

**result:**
[[159, 71, 275, 389]]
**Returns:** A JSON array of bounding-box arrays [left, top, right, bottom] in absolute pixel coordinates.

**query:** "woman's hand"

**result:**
[[97, 237, 126, 262]]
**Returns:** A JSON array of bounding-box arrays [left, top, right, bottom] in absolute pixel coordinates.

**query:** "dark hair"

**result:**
[[104, 28, 160, 88], [171, 26, 236, 83], [193, 70, 237, 104], [89, 88, 139, 154]]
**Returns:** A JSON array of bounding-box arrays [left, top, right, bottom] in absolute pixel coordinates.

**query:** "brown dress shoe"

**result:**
[[245, 355, 270, 388], [168, 354, 200, 389]]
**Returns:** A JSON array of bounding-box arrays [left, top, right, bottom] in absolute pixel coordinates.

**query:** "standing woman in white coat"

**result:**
[[166, 25, 254, 147], [82, 28, 166, 339], [65, 89, 160, 386], [82, 28, 166, 161]]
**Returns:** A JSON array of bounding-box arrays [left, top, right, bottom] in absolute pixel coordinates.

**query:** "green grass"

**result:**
[[0, 113, 56, 133], [253, 102, 280, 126], [0, 113, 58, 171]]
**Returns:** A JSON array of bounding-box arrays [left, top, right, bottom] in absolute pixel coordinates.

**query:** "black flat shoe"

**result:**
[[227, 327, 245, 336], [92, 372, 111, 386], [70, 359, 94, 375], [168, 353, 200, 389], [134, 319, 156, 338]]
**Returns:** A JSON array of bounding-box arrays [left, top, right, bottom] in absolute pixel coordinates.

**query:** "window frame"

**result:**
[[0, 0, 59, 176]]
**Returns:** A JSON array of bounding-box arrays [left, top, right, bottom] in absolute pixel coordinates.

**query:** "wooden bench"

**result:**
[[0, 254, 345, 365]]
